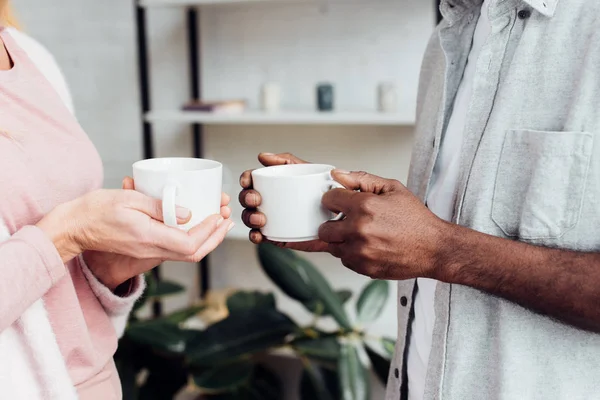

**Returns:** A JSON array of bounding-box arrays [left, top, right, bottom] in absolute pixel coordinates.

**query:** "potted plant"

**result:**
[[116, 243, 395, 400]]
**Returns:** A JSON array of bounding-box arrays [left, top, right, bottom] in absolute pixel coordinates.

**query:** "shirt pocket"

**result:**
[[491, 129, 593, 240]]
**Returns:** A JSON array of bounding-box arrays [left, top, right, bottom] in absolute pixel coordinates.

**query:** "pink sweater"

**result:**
[[0, 27, 144, 399]]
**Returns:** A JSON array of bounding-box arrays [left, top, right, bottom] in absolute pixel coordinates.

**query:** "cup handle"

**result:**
[[162, 184, 179, 228], [325, 181, 346, 221]]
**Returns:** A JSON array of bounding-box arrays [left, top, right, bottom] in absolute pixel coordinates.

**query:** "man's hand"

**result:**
[[318, 170, 448, 280], [239, 152, 328, 252]]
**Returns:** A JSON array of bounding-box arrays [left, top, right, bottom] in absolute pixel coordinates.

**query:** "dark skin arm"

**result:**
[[240, 153, 600, 333]]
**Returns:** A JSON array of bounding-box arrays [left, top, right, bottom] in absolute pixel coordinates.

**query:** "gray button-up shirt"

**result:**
[[386, 0, 600, 399]]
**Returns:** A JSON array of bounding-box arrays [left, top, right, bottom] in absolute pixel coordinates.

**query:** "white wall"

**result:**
[[13, 0, 435, 398]]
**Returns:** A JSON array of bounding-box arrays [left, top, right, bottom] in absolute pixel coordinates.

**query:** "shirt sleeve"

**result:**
[[77, 255, 146, 338], [0, 226, 66, 332]]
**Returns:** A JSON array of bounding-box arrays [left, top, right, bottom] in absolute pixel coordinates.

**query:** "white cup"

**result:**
[[133, 157, 223, 231], [252, 164, 344, 242], [261, 82, 281, 112]]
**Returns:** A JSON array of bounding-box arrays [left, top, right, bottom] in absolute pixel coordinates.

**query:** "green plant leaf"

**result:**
[[300, 361, 338, 400], [305, 290, 352, 316], [382, 337, 395, 357], [356, 280, 389, 325], [187, 308, 298, 366], [338, 342, 370, 400], [193, 361, 254, 393], [293, 336, 341, 363], [257, 244, 314, 302], [258, 244, 352, 330], [126, 320, 189, 354], [226, 291, 276, 314], [147, 280, 185, 298], [161, 305, 206, 325], [364, 344, 392, 385], [204, 365, 282, 400]]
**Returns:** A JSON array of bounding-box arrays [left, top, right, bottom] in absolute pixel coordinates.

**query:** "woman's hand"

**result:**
[[37, 178, 233, 290], [239, 152, 328, 253]]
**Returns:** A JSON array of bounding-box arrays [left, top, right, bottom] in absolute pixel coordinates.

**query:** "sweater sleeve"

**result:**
[[78, 255, 146, 338], [0, 225, 66, 332]]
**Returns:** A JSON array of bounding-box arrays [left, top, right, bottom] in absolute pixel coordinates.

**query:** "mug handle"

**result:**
[[325, 181, 346, 221], [162, 184, 179, 228]]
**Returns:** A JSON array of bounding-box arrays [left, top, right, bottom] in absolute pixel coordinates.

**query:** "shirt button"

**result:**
[[400, 296, 408, 306], [394, 368, 400, 378], [518, 9, 531, 19]]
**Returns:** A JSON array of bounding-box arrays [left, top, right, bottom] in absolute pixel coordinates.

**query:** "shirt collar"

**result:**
[[440, 0, 559, 23]]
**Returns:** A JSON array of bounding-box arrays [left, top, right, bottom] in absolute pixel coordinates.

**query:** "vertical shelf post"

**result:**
[[186, 7, 210, 299], [135, 1, 163, 316]]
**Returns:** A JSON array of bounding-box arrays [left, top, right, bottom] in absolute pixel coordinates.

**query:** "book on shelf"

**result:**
[[182, 99, 247, 114]]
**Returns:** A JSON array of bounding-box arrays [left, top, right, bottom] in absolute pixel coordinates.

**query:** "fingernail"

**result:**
[[334, 169, 350, 174], [249, 213, 263, 226], [227, 221, 235, 232], [176, 206, 191, 219], [216, 216, 224, 227], [262, 152, 275, 156]]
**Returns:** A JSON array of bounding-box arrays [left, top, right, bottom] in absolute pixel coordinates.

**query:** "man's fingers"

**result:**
[[318, 220, 347, 244], [239, 169, 254, 189], [249, 229, 266, 244], [239, 189, 262, 208], [321, 188, 362, 215], [331, 169, 400, 194], [327, 243, 345, 259], [242, 209, 266, 229], [258, 152, 308, 167]]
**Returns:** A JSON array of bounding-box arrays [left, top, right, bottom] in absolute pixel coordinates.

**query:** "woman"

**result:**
[[0, 3, 233, 399]]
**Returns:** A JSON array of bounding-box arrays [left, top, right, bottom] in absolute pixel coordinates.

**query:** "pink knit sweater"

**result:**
[[0, 27, 144, 399]]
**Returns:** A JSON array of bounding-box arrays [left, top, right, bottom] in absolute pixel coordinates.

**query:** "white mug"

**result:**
[[261, 82, 281, 112], [252, 164, 344, 242], [133, 157, 223, 231]]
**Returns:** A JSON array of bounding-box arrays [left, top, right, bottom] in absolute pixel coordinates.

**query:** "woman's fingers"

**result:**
[[122, 177, 135, 190], [221, 192, 230, 207], [146, 214, 223, 257], [154, 216, 233, 262], [188, 218, 234, 262], [221, 205, 232, 219], [125, 190, 192, 224]]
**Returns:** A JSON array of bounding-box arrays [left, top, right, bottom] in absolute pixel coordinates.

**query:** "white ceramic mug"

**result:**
[[133, 158, 223, 231], [252, 164, 344, 242]]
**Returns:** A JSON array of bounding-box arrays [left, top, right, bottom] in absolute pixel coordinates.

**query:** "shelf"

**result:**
[[139, 0, 278, 7], [146, 110, 414, 126]]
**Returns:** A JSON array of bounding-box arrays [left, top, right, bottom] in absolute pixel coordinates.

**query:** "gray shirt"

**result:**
[[386, 0, 600, 399]]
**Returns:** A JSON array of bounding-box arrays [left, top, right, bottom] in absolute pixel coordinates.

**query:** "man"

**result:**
[[239, 0, 600, 399]]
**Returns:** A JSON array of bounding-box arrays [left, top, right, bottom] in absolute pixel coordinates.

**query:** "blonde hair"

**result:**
[[1, 1, 19, 29]]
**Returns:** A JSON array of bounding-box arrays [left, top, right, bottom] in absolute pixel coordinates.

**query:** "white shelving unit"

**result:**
[[146, 110, 414, 126], [135, 0, 420, 297], [139, 0, 355, 8], [140, 0, 268, 7]]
